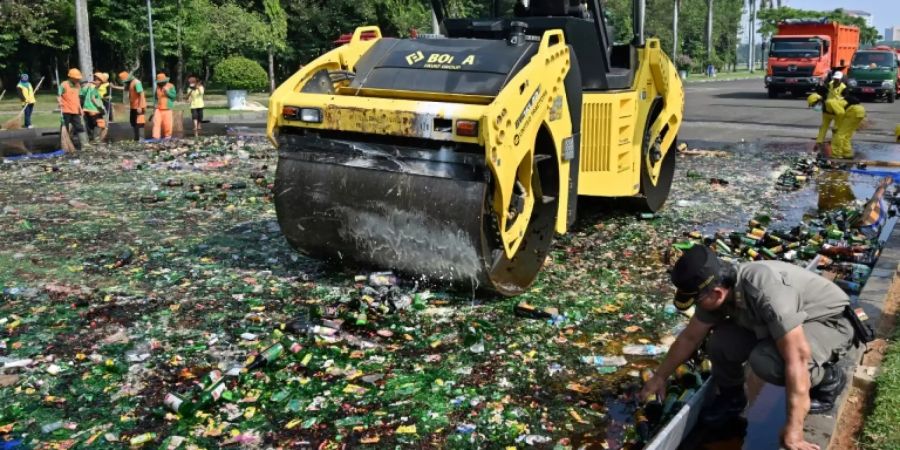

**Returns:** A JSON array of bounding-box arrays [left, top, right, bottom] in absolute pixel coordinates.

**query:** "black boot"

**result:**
[[700, 385, 747, 425], [809, 365, 846, 414], [133, 127, 141, 141]]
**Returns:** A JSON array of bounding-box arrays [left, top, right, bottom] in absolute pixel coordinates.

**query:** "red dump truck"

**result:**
[[765, 20, 860, 98]]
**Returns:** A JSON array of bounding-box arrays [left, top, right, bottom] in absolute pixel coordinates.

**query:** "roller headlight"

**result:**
[[299, 108, 322, 123]]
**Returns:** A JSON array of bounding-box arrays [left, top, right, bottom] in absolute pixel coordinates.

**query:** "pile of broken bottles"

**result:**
[[1, 137, 881, 449], [674, 179, 895, 297]]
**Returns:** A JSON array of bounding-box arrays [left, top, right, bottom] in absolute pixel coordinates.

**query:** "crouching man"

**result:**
[[641, 245, 856, 450]]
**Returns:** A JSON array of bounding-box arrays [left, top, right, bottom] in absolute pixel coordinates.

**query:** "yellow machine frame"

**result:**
[[268, 26, 683, 260]]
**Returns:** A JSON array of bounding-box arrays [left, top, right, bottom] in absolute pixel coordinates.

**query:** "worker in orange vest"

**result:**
[[152, 72, 177, 139], [117, 71, 147, 141], [59, 68, 89, 150]]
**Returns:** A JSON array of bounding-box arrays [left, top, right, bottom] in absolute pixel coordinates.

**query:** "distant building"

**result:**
[[844, 10, 873, 27], [885, 26, 900, 42]]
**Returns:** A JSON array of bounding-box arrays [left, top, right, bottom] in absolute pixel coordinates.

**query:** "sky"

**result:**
[[742, 0, 900, 43], [785, 0, 897, 32]]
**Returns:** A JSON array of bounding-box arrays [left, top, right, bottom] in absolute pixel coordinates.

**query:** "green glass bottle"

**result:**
[[246, 342, 284, 370]]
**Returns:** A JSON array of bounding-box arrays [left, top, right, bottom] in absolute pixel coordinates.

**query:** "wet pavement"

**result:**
[[683, 78, 900, 145]]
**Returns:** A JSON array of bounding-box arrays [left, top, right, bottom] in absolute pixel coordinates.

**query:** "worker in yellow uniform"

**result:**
[[152, 72, 177, 139], [16, 74, 36, 129], [815, 71, 847, 149], [59, 68, 88, 150], [831, 96, 865, 160], [94, 72, 113, 123], [186, 76, 205, 133]]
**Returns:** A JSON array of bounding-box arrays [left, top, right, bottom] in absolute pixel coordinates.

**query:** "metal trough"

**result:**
[[644, 379, 712, 450]]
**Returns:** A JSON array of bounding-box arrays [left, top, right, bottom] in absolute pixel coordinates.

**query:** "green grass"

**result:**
[[861, 327, 900, 450], [0, 91, 269, 129]]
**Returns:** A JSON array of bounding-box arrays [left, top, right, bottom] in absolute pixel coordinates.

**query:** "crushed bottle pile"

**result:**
[[0, 137, 895, 449]]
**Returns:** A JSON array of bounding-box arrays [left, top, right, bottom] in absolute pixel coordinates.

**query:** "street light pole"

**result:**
[[147, 0, 158, 90], [673, 0, 680, 59], [748, 0, 757, 73], [706, 0, 713, 59]]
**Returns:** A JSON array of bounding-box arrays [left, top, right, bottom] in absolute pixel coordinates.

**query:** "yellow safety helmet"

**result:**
[[67, 68, 83, 80], [807, 93, 822, 107]]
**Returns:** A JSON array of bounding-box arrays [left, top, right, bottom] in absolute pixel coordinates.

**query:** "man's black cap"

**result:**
[[671, 245, 722, 310]]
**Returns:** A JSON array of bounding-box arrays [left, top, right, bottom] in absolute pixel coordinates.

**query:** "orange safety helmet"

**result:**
[[155, 72, 169, 83], [67, 68, 83, 80], [94, 72, 109, 83], [118, 71, 130, 81]]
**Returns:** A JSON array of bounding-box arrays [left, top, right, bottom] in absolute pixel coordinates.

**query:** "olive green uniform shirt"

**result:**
[[695, 261, 849, 340]]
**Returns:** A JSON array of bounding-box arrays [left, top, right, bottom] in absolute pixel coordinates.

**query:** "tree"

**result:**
[[74, 0, 94, 79], [757, 7, 882, 45], [90, 0, 179, 76], [615, 0, 743, 72], [0, 0, 72, 75], [184, 0, 267, 83], [262, 0, 287, 92]]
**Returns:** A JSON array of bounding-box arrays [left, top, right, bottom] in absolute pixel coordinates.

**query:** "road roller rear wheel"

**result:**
[[479, 136, 559, 296], [636, 124, 676, 213], [272, 133, 559, 296]]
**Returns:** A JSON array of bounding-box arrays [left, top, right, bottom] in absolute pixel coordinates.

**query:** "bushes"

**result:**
[[213, 56, 267, 91], [675, 54, 694, 72], [860, 327, 900, 450]]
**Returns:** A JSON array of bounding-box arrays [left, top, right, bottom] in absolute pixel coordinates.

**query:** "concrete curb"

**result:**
[[0, 114, 266, 144], [684, 76, 765, 84], [806, 217, 900, 449]]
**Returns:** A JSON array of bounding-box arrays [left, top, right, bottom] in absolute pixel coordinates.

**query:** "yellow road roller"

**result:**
[[267, 0, 684, 295]]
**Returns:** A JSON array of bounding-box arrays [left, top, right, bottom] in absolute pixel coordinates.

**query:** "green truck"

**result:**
[[847, 46, 900, 103]]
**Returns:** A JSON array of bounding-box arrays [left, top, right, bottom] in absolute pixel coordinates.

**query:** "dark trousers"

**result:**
[[85, 114, 102, 140], [706, 318, 853, 389], [23, 103, 34, 128], [63, 113, 85, 150], [129, 109, 144, 141], [63, 113, 84, 133]]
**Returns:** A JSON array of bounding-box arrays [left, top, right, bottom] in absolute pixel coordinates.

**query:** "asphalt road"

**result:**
[[681, 78, 900, 146]]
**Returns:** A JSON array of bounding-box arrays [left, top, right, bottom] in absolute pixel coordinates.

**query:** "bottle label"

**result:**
[[206, 370, 222, 384], [203, 380, 225, 401], [264, 344, 284, 360], [164, 393, 183, 412]]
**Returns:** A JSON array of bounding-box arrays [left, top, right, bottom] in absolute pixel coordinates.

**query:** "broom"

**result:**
[[99, 87, 113, 142], [3, 76, 46, 130], [54, 68, 76, 153]]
